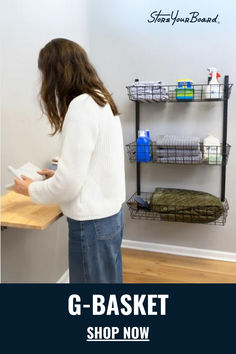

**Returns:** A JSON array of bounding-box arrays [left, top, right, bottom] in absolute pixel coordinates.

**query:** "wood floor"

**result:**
[[122, 248, 236, 283]]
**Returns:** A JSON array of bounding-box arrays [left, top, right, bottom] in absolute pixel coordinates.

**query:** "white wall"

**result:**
[[87, 0, 236, 252], [1, 0, 236, 283], [0, 0, 89, 282]]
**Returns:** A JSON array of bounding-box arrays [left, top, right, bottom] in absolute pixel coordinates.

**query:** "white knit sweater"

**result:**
[[29, 93, 126, 220]]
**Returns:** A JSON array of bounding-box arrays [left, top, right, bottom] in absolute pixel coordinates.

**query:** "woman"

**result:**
[[13, 38, 126, 283]]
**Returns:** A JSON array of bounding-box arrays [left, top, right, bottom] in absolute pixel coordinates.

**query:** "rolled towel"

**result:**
[[129, 89, 168, 101], [156, 135, 201, 150], [128, 81, 169, 101], [156, 148, 201, 157], [132, 93, 168, 101], [156, 153, 203, 164]]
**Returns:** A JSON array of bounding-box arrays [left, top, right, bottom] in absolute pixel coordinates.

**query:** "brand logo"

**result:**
[[147, 10, 220, 25]]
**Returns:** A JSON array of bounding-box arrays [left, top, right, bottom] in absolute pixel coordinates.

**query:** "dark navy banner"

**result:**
[[1, 284, 235, 352]]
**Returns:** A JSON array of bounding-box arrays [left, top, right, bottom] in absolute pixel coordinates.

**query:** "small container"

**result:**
[[203, 134, 221, 164], [176, 79, 194, 101]]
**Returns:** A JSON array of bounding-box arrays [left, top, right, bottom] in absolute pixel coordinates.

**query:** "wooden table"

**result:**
[[1, 191, 63, 230]]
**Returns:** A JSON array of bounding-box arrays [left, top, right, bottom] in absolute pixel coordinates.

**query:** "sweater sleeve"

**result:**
[[29, 95, 99, 204]]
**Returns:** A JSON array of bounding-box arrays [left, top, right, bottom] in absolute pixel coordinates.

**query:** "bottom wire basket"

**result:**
[[127, 192, 229, 226]]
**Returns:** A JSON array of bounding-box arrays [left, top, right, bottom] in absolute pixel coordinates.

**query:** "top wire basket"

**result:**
[[126, 82, 233, 102]]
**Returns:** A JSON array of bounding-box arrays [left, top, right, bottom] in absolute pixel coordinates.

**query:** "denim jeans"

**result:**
[[67, 207, 124, 283]]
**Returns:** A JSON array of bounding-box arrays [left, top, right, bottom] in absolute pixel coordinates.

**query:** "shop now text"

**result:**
[[86, 326, 150, 341]]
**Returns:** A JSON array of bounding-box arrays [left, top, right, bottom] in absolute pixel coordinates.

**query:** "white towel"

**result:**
[[127, 81, 169, 101]]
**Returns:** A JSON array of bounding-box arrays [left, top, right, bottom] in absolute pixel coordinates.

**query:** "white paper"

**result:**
[[5, 162, 44, 190]]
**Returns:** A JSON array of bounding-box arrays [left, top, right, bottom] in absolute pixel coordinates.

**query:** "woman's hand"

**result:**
[[13, 175, 33, 196], [37, 169, 55, 179]]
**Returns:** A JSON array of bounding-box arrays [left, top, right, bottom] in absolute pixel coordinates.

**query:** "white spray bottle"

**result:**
[[204, 67, 223, 99]]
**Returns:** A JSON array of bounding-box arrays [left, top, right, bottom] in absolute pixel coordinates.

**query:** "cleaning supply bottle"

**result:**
[[145, 129, 153, 160], [204, 68, 223, 99], [145, 129, 150, 138], [203, 134, 221, 164], [136, 130, 152, 162], [176, 79, 194, 100]]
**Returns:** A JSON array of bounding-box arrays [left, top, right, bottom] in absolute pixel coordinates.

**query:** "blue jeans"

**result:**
[[67, 207, 124, 283]]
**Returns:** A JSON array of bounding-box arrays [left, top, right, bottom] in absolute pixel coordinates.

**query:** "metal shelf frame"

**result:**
[[133, 75, 230, 202]]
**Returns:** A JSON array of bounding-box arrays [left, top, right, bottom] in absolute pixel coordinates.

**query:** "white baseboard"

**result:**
[[56, 239, 236, 282], [57, 269, 69, 283], [121, 239, 236, 263]]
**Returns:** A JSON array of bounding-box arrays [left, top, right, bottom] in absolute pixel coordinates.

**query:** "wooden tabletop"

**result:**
[[1, 191, 63, 230]]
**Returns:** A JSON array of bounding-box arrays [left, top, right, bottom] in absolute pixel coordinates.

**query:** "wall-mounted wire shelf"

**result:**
[[127, 75, 231, 225], [126, 83, 233, 103], [127, 192, 229, 226], [126, 142, 231, 166]]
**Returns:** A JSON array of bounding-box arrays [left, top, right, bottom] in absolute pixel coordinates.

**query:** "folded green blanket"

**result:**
[[150, 188, 224, 223]]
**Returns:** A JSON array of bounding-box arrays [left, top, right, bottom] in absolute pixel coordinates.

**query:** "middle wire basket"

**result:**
[[126, 142, 231, 166]]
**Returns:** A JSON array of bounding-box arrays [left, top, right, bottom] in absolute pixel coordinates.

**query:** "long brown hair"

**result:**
[[38, 38, 120, 135]]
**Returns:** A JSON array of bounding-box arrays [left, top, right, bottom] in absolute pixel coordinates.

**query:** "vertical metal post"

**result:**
[[136, 101, 141, 195], [221, 75, 229, 202], [135, 79, 141, 195]]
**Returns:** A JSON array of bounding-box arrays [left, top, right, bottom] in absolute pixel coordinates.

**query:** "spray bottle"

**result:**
[[204, 67, 223, 99]]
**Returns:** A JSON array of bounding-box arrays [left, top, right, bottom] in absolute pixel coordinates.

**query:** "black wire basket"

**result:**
[[126, 83, 233, 103], [126, 142, 231, 166], [127, 192, 229, 226]]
